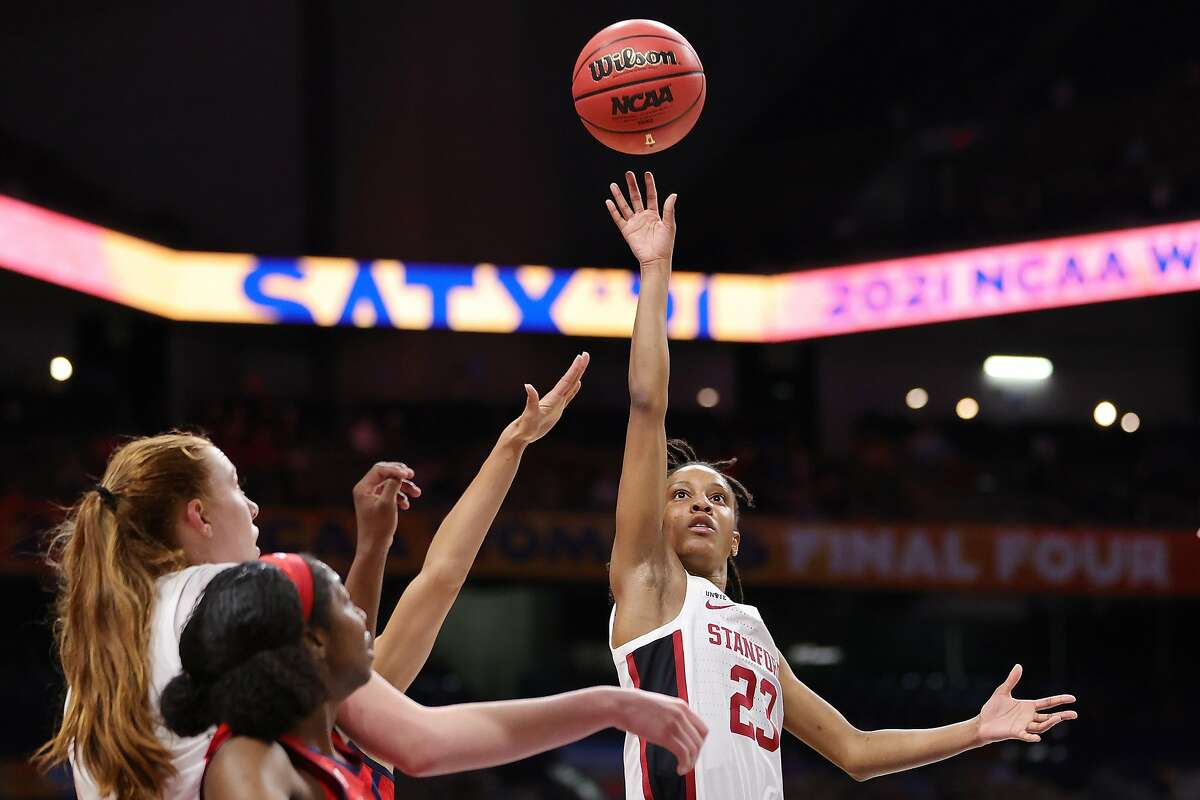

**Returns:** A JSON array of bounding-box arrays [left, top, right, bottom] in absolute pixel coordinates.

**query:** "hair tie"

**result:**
[[94, 484, 119, 512], [260, 553, 315, 623]]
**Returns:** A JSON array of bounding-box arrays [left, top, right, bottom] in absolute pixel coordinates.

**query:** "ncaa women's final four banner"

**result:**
[[1, 192, 1199, 341], [3, 501, 1197, 596]]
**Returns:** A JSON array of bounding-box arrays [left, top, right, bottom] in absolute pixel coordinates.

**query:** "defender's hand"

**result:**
[[353, 461, 422, 549], [508, 353, 590, 446]]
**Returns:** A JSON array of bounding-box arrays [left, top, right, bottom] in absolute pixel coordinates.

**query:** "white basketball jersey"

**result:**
[[610, 573, 784, 800], [71, 563, 232, 800]]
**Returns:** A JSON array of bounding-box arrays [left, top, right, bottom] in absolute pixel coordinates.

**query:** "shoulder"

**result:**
[[159, 562, 236, 598], [160, 563, 238, 639], [205, 736, 306, 799]]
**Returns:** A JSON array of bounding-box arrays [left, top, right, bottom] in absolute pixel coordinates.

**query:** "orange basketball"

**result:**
[[571, 19, 705, 155]]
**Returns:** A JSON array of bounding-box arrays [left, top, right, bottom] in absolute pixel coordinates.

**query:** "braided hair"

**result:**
[[160, 557, 333, 742], [666, 439, 755, 602]]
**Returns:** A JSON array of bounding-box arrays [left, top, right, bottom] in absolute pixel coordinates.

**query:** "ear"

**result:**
[[182, 498, 213, 540], [304, 626, 329, 663], [730, 529, 741, 558]]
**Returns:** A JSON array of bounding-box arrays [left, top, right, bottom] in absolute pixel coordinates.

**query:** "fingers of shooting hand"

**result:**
[[625, 170, 644, 212], [398, 478, 421, 497], [662, 193, 677, 230], [644, 171, 659, 214], [1034, 694, 1076, 710], [609, 183, 633, 220], [523, 383, 539, 414], [605, 198, 626, 229]]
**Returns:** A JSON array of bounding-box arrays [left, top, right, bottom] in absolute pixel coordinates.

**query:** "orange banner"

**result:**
[[3, 501, 1197, 595]]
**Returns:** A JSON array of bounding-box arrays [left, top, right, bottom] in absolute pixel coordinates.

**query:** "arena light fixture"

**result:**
[[1120, 412, 1140, 433], [1093, 401, 1118, 427], [905, 387, 929, 409], [697, 387, 720, 408], [49, 356, 73, 382], [955, 397, 979, 420], [983, 355, 1053, 381]]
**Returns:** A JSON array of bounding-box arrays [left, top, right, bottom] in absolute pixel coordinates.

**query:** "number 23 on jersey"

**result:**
[[729, 665, 780, 752]]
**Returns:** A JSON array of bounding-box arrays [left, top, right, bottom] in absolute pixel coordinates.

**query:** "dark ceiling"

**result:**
[[1, 1, 1197, 274]]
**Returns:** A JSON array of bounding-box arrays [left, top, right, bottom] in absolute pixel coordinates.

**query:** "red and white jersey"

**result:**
[[610, 573, 784, 800], [203, 723, 394, 800]]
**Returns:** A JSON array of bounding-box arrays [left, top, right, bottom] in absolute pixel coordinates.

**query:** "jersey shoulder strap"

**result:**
[[278, 732, 374, 800]]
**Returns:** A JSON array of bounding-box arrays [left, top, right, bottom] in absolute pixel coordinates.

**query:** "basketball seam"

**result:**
[[571, 32, 693, 84], [572, 69, 705, 103], [577, 75, 706, 135]]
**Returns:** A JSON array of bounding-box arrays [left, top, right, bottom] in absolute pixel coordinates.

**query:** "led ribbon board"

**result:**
[[2, 193, 1198, 341]]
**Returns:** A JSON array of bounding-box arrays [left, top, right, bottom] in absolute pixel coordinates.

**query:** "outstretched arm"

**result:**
[[371, 353, 589, 691], [607, 172, 685, 624], [338, 672, 707, 778], [781, 661, 1077, 782], [345, 461, 422, 634]]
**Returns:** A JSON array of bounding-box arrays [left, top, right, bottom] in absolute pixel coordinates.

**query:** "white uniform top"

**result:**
[[71, 563, 231, 800], [610, 573, 785, 800]]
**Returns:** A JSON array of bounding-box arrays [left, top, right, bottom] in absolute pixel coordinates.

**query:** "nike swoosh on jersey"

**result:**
[[706, 600, 735, 610]]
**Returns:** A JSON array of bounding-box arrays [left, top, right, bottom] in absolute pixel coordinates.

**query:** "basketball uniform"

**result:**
[[610, 573, 784, 800], [203, 723, 395, 800], [70, 563, 233, 800]]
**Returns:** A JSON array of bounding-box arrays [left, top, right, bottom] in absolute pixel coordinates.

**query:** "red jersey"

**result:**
[[203, 723, 395, 800]]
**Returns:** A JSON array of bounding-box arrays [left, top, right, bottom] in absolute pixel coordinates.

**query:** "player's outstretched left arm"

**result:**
[[370, 353, 589, 692], [780, 661, 1077, 782]]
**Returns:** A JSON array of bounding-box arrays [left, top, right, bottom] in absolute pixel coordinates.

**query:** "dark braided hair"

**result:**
[[666, 439, 755, 602], [160, 557, 333, 742]]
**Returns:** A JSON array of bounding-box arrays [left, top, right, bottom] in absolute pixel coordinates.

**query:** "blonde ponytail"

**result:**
[[34, 433, 212, 800]]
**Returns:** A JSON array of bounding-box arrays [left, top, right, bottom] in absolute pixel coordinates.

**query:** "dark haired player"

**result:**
[[604, 171, 1079, 798], [164, 553, 708, 799]]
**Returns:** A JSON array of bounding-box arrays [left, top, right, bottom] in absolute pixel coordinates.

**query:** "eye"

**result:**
[[711, 493, 725, 504], [672, 489, 689, 500]]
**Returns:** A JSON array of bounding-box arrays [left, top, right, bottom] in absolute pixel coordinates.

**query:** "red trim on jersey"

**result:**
[[671, 630, 697, 800], [625, 652, 655, 800], [203, 723, 384, 800], [278, 729, 373, 800]]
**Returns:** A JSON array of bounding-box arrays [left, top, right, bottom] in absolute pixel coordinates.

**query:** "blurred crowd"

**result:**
[[3, 394, 1196, 531]]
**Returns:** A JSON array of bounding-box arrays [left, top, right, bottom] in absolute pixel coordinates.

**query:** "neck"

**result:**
[[286, 701, 338, 756], [702, 564, 728, 595]]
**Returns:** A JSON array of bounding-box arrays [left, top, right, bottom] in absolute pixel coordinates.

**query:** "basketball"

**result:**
[[572, 19, 705, 155]]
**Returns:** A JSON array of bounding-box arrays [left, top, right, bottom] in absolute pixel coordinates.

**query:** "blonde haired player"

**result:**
[[605, 171, 1078, 798]]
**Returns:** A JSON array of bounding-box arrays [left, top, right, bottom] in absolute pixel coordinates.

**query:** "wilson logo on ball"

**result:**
[[588, 47, 678, 81], [611, 85, 674, 115]]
